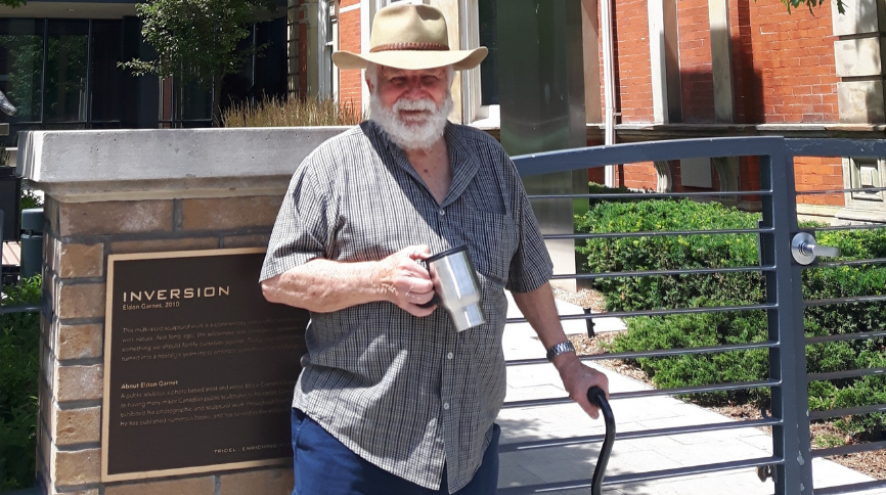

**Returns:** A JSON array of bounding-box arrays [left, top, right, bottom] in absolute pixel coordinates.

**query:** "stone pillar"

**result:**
[[706, 0, 740, 200], [648, 0, 681, 124], [833, 0, 886, 124], [18, 127, 346, 495], [832, 0, 886, 222]]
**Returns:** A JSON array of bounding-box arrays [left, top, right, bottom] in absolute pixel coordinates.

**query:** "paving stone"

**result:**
[[59, 200, 173, 236], [55, 364, 102, 402], [181, 196, 282, 231], [53, 448, 100, 486], [55, 322, 103, 360], [55, 281, 105, 320], [55, 242, 104, 279], [54, 406, 101, 446]]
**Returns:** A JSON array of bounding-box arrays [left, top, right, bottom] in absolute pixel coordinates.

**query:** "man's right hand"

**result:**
[[377, 245, 437, 317]]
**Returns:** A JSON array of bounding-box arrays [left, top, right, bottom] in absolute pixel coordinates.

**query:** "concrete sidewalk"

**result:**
[[497, 293, 886, 495]]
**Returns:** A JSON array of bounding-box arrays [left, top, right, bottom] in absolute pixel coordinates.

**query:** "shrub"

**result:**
[[20, 188, 42, 211], [222, 95, 364, 128], [0, 276, 41, 491], [608, 310, 770, 405], [575, 198, 765, 312], [577, 190, 886, 438]]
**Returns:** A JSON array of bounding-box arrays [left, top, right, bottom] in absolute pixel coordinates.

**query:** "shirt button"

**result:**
[[443, 402, 450, 410], [447, 352, 454, 360], [439, 209, 445, 216]]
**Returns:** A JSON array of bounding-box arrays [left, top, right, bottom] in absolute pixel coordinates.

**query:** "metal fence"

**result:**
[[500, 137, 886, 495], [2, 137, 885, 495]]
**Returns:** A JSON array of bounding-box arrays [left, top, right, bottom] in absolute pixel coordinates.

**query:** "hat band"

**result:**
[[370, 42, 449, 53]]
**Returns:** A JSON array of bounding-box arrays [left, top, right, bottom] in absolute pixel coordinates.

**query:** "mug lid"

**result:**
[[425, 245, 468, 264]]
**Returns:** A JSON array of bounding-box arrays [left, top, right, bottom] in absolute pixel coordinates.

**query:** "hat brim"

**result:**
[[332, 47, 488, 71]]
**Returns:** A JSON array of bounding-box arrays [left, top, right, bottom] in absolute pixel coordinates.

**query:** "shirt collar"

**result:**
[[363, 120, 481, 208]]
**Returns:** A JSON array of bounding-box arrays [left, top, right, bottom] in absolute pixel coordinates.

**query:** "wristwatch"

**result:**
[[546, 341, 576, 362]]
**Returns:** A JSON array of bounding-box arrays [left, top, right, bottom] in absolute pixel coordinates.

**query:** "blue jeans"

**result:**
[[291, 409, 500, 495]]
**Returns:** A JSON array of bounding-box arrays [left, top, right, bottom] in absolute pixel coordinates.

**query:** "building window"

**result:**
[[0, 19, 126, 144], [478, 0, 497, 106], [158, 18, 288, 127]]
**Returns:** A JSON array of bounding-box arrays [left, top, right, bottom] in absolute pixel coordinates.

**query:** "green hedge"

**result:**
[[575, 189, 886, 438], [0, 276, 41, 491]]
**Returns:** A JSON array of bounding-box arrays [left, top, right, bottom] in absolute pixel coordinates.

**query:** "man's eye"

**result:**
[[391, 77, 406, 85], [422, 77, 439, 84]]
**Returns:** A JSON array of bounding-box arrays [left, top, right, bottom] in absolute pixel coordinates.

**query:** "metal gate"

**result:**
[[500, 137, 886, 495]]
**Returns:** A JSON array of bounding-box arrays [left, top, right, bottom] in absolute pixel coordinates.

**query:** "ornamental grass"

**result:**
[[222, 95, 364, 128]]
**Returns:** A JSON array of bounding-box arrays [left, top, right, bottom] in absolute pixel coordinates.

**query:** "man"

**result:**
[[260, 4, 609, 494]]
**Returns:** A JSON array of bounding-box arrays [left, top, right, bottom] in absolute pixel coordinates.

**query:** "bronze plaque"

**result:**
[[101, 248, 308, 481]]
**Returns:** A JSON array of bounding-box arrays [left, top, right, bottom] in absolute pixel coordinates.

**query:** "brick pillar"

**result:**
[[20, 127, 347, 495]]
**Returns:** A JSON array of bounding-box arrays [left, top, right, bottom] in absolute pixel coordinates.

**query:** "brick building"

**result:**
[[291, 0, 886, 222]]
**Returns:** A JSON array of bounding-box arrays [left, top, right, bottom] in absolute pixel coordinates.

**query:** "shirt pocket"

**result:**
[[464, 212, 519, 288]]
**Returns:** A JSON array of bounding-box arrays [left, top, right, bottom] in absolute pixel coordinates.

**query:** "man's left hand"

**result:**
[[553, 354, 610, 419]]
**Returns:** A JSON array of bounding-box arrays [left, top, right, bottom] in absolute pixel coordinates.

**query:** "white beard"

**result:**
[[370, 92, 453, 151]]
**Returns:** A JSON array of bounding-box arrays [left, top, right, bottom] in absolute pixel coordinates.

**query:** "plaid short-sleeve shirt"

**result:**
[[260, 121, 553, 493]]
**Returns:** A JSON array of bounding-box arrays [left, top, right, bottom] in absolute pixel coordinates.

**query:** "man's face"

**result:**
[[368, 65, 453, 151], [372, 66, 450, 125]]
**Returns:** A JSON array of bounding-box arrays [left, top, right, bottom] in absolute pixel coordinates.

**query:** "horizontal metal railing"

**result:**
[[544, 227, 773, 240], [503, 379, 780, 410], [498, 417, 782, 454], [506, 340, 779, 366], [506, 302, 778, 325]]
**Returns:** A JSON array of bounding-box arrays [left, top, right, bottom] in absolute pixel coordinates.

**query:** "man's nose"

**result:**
[[404, 78, 428, 96]]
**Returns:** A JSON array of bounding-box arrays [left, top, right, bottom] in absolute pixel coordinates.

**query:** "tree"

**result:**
[[777, 0, 845, 13], [0, 0, 27, 8], [119, 0, 276, 125]]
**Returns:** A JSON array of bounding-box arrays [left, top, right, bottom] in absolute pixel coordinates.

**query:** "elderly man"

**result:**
[[260, 4, 609, 494]]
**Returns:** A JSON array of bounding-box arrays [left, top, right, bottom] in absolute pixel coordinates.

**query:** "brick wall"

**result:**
[[338, 7, 363, 109], [621, 162, 658, 190], [611, 0, 654, 124], [744, 2, 839, 124], [37, 195, 293, 495], [795, 156, 845, 206]]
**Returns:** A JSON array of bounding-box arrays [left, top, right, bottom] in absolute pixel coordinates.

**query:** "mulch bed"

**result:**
[[553, 289, 886, 481]]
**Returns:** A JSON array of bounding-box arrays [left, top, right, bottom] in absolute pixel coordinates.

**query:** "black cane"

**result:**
[[587, 386, 615, 495]]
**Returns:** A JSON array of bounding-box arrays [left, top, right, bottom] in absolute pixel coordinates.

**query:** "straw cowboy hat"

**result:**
[[332, 3, 488, 71]]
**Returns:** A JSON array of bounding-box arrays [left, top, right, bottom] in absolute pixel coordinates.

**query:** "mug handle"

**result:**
[[417, 260, 440, 309]]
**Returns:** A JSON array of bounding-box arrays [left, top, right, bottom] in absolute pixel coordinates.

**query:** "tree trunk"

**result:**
[[211, 74, 224, 126]]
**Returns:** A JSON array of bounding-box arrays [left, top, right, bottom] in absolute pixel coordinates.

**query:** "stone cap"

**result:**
[[17, 127, 351, 202]]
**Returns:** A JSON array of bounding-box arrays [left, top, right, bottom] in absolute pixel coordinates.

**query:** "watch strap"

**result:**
[[546, 341, 576, 361]]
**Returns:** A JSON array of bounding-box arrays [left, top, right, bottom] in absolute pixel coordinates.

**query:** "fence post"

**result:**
[[759, 142, 814, 495], [20, 208, 43, 279]]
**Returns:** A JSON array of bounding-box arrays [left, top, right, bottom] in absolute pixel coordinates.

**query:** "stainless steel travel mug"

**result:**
[[423, 245, 486, 332]]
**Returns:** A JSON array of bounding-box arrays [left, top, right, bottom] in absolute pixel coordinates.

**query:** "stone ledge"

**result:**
[[17, 127, 349, 201]]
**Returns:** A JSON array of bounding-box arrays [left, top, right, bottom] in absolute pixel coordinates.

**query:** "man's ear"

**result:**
[[365, 76, 374, 94]]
